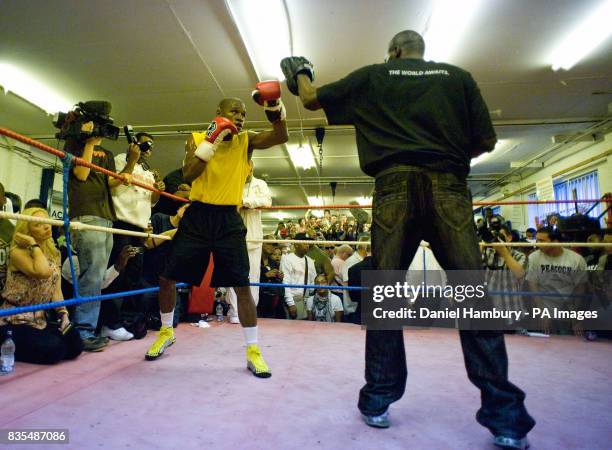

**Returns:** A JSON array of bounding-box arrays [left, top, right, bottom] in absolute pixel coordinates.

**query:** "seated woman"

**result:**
[[0, 208, 83, 364]]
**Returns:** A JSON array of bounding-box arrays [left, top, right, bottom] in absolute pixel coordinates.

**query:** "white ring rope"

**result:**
[[0, 211, 171, 241], [248, 237, 611, 248], [3, 211, 609, 248]]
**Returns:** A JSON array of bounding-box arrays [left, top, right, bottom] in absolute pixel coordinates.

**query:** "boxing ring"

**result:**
[[1, 127, 611, 449]]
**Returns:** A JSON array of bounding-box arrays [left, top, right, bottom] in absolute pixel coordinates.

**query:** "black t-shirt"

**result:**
[[317, 58, 496, 177], [68, 147, 117, 220], [153, 168, 187, 216]]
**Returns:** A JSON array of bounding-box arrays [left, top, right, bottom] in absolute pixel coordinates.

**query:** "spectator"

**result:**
[[323, 244, 335, 259], [584, 234, 603, 270], [525, 228, 536, 243], [4, 191, 22, 213], [258, 246, 285, 319], [331, 244, 353, 289], [347, 253, 375, 325], [0, 208, 82, 363], [106, 132, 163, 338], [348, 201, 370, 229], [0, 182, 15, 292], [322, 209, 332, 227], [546, 213, 560, 229], [274, 221, 288, 238], [143, 204, 189, 280], [24, 199, 47, 210], [0, 182, 7, 211], [226, 160, 273, 324], [306, 274, 343, 322], [482, 225, 527, 330], [280, 232, 316, 319], [152, 167, 191, 216], [61, 246, 139, 339], [342, 236, 370, 323], [307, 215, 317, 229], [61, 245, 137, 297], [483, 207, 494, 227], [526, 226, 588, 334], [298, 218, 307, 233], [306, 241, 335, 284], [597, 233, 612, 270], [325, 215, 340, 240], [339, 214, 348, 228], [64, 123, 132, 351]]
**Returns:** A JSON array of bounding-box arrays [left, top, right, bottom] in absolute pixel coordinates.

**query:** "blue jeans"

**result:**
[[358, 166, 535, 439], [71, 216, 113, 339]]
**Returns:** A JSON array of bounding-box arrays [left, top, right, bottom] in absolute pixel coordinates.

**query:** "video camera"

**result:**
[[124, 125, 153, 152], [52, 101, 120, 141], [481, 216, 505, 243]]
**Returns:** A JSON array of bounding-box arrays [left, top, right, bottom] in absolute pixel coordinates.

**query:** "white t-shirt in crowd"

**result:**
[[280, 252, 316, 306], [342, 251, 364, 314], [240, 176, 272, 248], [306, 293, 344, 322], [526, 249, 587, 301], [111, 154, 156, 229]]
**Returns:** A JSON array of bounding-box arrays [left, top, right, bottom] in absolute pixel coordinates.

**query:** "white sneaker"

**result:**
[[101, 326, 134, 341], [229, 315, 240, 324]]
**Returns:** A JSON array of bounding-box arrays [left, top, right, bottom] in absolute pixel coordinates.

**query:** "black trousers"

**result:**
[[359, 166, 535, 439], [0, 324, 83, 365], [99, 220, 145, 329]]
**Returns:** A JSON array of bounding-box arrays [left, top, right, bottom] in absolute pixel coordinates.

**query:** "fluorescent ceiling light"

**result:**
[[424, 0, 484, 62], [470, 139, 512, 167], [355, 196, 372, 206], [307, 196, 324, 206], [225, 0, 290, 80], [287, 144, 316, 170], [0, 62, 73, 114], [548, 0, 612, 71]]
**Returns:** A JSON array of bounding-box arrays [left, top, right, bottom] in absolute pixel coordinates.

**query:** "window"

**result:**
[[527, 170, 601, 227]]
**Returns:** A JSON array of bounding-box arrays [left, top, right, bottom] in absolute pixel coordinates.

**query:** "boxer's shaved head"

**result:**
[[217, 97, 246, 131], [387, 30, 425, 60], [218, 97, 244, 112]]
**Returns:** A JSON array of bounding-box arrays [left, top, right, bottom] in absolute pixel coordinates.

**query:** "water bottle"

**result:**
[[1, 330, 15, 375], [215, 302, 224, 322]]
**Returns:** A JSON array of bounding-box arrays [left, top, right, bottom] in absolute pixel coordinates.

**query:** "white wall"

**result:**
[[0, 135, 60, 209], [480, 130, 612, 231]]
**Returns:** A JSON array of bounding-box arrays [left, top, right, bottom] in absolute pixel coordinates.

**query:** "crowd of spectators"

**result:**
[[1, 159, 611, 368]]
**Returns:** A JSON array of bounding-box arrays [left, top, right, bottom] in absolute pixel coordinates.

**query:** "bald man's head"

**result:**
[[387, 30, 425, 61], [216, 97, 246, 131]]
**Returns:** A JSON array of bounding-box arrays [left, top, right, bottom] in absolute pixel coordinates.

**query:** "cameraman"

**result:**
[[65, 121, 137, 351], [482, 222, 527, 330]]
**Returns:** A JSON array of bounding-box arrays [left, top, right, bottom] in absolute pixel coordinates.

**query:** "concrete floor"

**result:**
[[1, 320, 611, 450]]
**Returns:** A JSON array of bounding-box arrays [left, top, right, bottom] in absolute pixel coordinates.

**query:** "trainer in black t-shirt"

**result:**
[[317, 59, 495, 177], [153, 168, 190, 216]]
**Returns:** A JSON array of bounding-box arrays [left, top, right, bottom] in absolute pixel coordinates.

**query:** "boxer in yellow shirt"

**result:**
[[146, 81, 288, 378]]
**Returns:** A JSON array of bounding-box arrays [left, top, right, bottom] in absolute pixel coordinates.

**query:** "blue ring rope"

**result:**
[[0, 283, 189, 318], [0, 282, 588, 318]]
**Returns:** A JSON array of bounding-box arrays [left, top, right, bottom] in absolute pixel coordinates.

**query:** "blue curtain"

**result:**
[[527, 170, 600, 228]]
